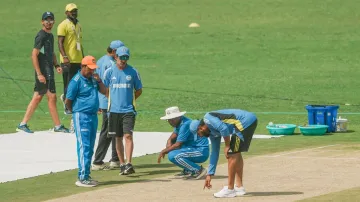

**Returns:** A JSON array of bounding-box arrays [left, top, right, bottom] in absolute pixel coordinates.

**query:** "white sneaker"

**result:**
[[213, 186, 236, 198], [92, 163, 110, 171], [224, 186, 246, 196], [109, 161, 120, 169], [235, 186, 246, 196], [75, 180, 97, 187]]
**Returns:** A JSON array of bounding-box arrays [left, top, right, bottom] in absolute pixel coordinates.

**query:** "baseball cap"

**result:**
[[160, 106, 186, 120], [110, 40, 125, 50], [65, 3, 78, 11], [81, 56, 98, 69], [116, 46, 130, 57], [190, 120, 201, 135], [42, 11, 54, 20]]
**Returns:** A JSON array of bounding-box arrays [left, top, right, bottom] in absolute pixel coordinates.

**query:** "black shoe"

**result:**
[[123, 163, 135, 175], [187, 166, 207, 180], [119, 164, 126, 175]]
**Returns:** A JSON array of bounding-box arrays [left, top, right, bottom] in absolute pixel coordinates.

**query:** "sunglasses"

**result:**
[[118, 55, 129, 60]]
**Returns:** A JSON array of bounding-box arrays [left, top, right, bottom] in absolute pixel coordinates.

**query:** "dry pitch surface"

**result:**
[[47, 144, 360, 202]]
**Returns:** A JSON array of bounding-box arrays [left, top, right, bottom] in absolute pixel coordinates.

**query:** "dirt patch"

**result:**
[[46, 144, 360, 202]]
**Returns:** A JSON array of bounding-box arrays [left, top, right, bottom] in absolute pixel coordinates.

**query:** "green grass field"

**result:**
[[0, 0, 360, 201]]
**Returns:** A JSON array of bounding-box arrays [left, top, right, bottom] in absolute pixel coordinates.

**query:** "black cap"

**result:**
[[42, 11, 55, 20]]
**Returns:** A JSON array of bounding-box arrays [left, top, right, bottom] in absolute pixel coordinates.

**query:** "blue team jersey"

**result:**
[[103, 64, 142, 113], [174, 117, 193, 147], [66, 72, 99, 114], [173, 116, 191, 134], [204, 109, 257, 175], [96, 55, 115, 109], [175, 116, 209, 148]]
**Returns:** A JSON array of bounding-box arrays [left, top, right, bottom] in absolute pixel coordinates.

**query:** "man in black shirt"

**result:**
[[16, 12, 70, 133]]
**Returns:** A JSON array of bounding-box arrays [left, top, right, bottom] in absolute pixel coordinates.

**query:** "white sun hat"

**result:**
[[160, 106, 186, 120]]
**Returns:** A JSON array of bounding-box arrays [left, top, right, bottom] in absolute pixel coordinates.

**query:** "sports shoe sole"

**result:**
[[109, 162, 120, 169], [213, 193, 237, 198], [75, 181, 97, 188], [236, 191, 246, 196], [16, 128, 34, 133], [92, 165, 111, 171]]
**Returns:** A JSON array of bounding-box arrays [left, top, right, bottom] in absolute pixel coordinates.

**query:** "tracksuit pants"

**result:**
[[73, 112, 98, 181], [168, 147, 209, 173]]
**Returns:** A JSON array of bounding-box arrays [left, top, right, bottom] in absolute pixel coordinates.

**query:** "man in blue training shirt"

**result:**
[[65, 55, 107, 187], [157, 106, 209, 180], [103, 46, 142, 175], [92, 40, 124, 171], [190, 109, 257, 198]]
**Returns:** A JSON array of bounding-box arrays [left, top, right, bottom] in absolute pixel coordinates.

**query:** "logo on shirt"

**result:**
[[112, 83, 131, 88], [126, 75, 132, 81], [111, 76, 116, 80]]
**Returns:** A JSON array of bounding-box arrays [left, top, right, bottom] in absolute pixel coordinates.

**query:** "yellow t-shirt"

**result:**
[[57, 19, 83, 63]]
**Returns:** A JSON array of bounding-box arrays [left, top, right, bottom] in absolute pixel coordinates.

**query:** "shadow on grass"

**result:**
[[135, 163, 176, 169], [323, 130, 356, 135], [338, 130, 355, 134], [124, 169, 180, 178], [246, 191, 303, 196]]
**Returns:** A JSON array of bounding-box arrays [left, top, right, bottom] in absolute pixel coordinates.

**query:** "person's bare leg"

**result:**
[[124, 134, 133, 163], [227, 153, 239, 190], [21, 92, 43, 123], [235, 152, 244, 188], [116, 137, 125, 164], [46, 91, 61, 126]]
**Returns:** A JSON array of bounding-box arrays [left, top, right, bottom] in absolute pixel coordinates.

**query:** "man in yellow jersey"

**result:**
[[57, 3, 84, 117]]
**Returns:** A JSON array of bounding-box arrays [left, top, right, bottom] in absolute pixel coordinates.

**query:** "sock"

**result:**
[[20, 122, 27, 126], [55, 125, 62, 129]]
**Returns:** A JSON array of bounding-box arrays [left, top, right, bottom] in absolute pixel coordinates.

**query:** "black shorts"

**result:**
[[228, 119, 258, 154], [34, 79, 56, 95], [108, 112, 136, 137]]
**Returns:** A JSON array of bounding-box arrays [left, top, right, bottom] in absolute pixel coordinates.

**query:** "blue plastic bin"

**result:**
[[305, 105, 339, 133]]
